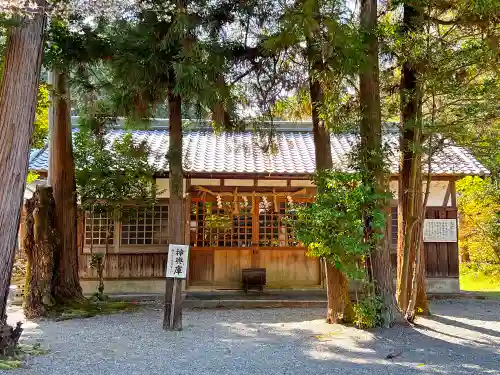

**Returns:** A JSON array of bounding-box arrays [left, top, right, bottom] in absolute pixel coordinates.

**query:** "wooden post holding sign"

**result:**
[[163, 244, 189, 331]]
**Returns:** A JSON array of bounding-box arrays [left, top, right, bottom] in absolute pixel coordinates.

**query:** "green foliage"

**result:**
[[89, 252, 105, 268], [74, 115, 159, 296], [32, 84, 49, 149], [456, 176, 500, 265], [26, 171, 39, 184], [0, 343, 49, 370], [0, 359, 20, 370], [293, 171, 388, 278], [74, 125, 158, 216], [353, 294, 384, 329], [50, 300, 137, 321], [460, 263, 500, 292], [90, 252, 106, 299]]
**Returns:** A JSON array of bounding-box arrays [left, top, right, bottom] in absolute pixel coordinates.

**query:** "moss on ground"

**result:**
[[0, 343, 50, 370], [49, 300, 138, 321]]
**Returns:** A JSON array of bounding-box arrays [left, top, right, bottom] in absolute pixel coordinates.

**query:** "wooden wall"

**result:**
[[188, 248, 321, 289], [77, 249, 321, 288], [390, 207, 459, 278], [79, 253, 167, 279]]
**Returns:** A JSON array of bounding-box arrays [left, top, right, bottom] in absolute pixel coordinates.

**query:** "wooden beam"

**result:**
[[442, 182, 451, 207], [195, 185, 308, 198], [450, 179, 457, 208]]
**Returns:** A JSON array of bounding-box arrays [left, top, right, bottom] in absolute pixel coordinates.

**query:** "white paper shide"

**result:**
[[423, 219, 457, 243], [165, 244, 189, 278]]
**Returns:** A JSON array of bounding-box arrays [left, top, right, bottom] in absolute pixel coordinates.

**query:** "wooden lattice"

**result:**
[[391, 206, 398, 248], [121, 205, 169, 245], [190, 200, 252, 247], [85, 212, 114, 246], [258, 201, 299, 247]]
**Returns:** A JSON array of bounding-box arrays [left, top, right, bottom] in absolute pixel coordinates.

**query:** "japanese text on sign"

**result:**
[[165, 244, 189, 278], [423, 219, 457, 243]]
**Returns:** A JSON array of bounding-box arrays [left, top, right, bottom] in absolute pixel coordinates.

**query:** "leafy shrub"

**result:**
[[457, 176, 500, 265], [353, 295, 384, 329], [90, 253, 106, 299], [292, 171, 389, 279]]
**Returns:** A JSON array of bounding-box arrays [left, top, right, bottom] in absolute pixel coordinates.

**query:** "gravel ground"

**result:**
[[3, 299, 500, 375]]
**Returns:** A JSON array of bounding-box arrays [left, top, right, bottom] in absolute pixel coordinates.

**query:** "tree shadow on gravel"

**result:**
[[428, 315, 500, 339], [212, 303, 500, 375]]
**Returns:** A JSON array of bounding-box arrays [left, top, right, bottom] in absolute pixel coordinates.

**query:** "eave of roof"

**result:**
[[29, 127, 490, 177]]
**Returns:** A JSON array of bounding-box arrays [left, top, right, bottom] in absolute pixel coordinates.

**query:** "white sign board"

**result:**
[[165, 244, 189, 278], [423, 219, 457, 243]]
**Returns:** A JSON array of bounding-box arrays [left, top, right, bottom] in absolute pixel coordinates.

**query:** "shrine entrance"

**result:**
[[186, 186, 322, 290]]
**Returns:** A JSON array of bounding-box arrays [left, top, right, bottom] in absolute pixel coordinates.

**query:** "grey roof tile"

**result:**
[[28, 129, 489, 176]]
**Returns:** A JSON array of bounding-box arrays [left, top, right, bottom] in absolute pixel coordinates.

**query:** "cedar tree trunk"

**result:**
[[396, 2, 429, 315], [163, 91, 185, 330], [49, 68, 84, 302], [359, 0, 400, 326], [307, 23, 351, 323], [23, 186, 57, 318], [0, 6, 46, 323]]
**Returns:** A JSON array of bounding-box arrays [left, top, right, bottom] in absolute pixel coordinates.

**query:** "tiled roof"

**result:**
[[29, 129, 489, 176]]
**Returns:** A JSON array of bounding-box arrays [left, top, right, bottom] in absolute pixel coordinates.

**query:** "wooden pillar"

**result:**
[[251, 194, 260, 268], [449, 179, 457, 208]]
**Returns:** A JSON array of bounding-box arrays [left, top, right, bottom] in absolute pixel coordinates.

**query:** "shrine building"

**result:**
[[26, 119, 489, 294]]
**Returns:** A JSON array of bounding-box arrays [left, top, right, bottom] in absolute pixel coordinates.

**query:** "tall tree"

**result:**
[[48, 66, 84, 302], [306, 0, 352, 324], [359, 0, 400, 326], [163, 91, 184, 329], [87, 0, 274, 329], [263, 0, 360, 323], [0, 2, 47, 323], [392, 0, 500, 318], [395, 0, 429, 317]]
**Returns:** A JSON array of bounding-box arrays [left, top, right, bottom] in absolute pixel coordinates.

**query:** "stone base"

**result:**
[[426, 278, 460, 293], [81, 277, 460, 295], [348, 278, 460, 294], [81, 279, 167, 295]]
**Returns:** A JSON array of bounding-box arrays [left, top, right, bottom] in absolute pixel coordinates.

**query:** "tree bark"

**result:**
[[306, 17, 350, 323], [23, 186, 57, 318], [396, 2, 429, 315], [359, 0, 400, 327], [163, 91, 185, 330], [49, 68, 84, 303], [0, 5, 47, 323]]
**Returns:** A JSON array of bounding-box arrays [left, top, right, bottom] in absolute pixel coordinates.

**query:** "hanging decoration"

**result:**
[[273, 189, 279, 212], [195, 186, 309, 214], [262, 196, 269, 209], [232, 187, 240, 215]]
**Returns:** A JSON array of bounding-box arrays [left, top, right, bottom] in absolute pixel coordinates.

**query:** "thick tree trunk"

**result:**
[[0, 6, 47, 323], [23, 186, 57, 318], [0, 322, 23, 357], [306, 24, 350, 323], [163, 92, 185, 330], [49, 68, 84, 302], [211, 74, 231, 128], [359, 0, 400, 327], [396, 2, 429, 315]]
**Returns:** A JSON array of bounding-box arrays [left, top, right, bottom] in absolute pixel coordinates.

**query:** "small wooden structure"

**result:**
[[25, 123, 489, 294], [242, 268, 266, 293]]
